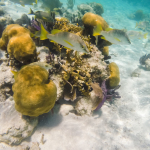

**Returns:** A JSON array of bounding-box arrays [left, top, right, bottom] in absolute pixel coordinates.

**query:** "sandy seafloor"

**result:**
[[0, 0, 150, 149]]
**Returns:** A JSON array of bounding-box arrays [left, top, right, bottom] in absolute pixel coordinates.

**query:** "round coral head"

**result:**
[[12, 65, 57, 117], [82, 12, 109, 30], [108, 62, 120, 88]]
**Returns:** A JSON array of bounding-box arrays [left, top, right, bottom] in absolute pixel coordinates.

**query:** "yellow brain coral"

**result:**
[[12, 65, 57, 117], [0, 24, 36, 63], [82, 12, 109, 30], [108, 62, 120, 88], [102, 46, 109, 56]]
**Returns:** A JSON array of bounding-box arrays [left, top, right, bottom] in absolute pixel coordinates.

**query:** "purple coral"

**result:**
[[31, 18, 48, 31], [95, 80, 121, 110], [31, 18, 41, 30]]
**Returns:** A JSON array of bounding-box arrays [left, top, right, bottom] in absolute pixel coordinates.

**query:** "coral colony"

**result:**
[[0, 2, 121, 116], [0, 0, 129, 146]]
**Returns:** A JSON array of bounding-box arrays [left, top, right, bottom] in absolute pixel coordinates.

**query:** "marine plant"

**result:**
[[95, 80, 121, 110]]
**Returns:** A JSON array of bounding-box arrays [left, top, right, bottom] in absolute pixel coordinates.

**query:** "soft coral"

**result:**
[[95, 80, 121, 110]]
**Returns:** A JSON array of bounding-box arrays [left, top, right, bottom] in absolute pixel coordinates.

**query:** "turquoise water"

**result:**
[[0, 0, 150, 149]]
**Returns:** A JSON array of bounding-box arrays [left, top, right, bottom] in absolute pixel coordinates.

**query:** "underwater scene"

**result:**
[[0, 0, 150, 149]]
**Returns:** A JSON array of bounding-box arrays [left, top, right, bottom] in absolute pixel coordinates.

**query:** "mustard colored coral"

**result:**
[[12, 65, 57, 117], [108, 62, 120, 88], [0, 24, 36, 63], [102, 46, 109, 56], [82, 12, 109, 31]]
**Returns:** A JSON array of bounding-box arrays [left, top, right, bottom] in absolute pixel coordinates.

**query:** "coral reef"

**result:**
[[61, 2, 104, 26], [75, 80, 121, 115], [40, 0, 63, 11], [67, 0, 75, 9], [0, 24, 36, 64], [0, 100, 38, 145], [128, 10, 145, 21], [101, 46, 109, 56], [77, 4, 94, 15], [139, 54, 150, 65], [15, 14, 31, 27], [0, 16, 14, 37], [108, 62, 120, 88], [12, 65, 57, 117], [82, 12, 111, 48], [89, 2, 104, 16], [82, 12, 109, 32], [145, 58, 150, 70], [0, 7, 5, 16]]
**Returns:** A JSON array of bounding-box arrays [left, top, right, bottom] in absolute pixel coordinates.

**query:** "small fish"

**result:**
[[127, 30, 148, 39], [144, 38, 150, 48], [145, 58, 150, 71], [11, 70, 18, 80], [40, 24, 89, 53], [93, 24, 131, 45], [28, 62, 52, 70], [135, 21, 149, 31], [10, 0, 37, 6], [29, 8, 54, 23], [131, 68, 141, 77]]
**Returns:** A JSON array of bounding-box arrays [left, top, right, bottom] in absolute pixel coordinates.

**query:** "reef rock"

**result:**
[[15, 14, 31, 27], [51, 74, 64, 101], [77, 4, 94, 15], [75, 89, 103, 115], [0, 100, 38, 145], [131, 68, 141, 77], [0, 7, 5, 16], [0, 16, 14, 37], [89, 2, 104, 16], [58, 104, 74, 116], [145, 58, 150, 70], [36, 46, 50, 63], [0, 52, 14, 102]]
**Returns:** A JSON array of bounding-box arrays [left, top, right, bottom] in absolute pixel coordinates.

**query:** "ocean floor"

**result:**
[[0, 0, 150, 149]]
